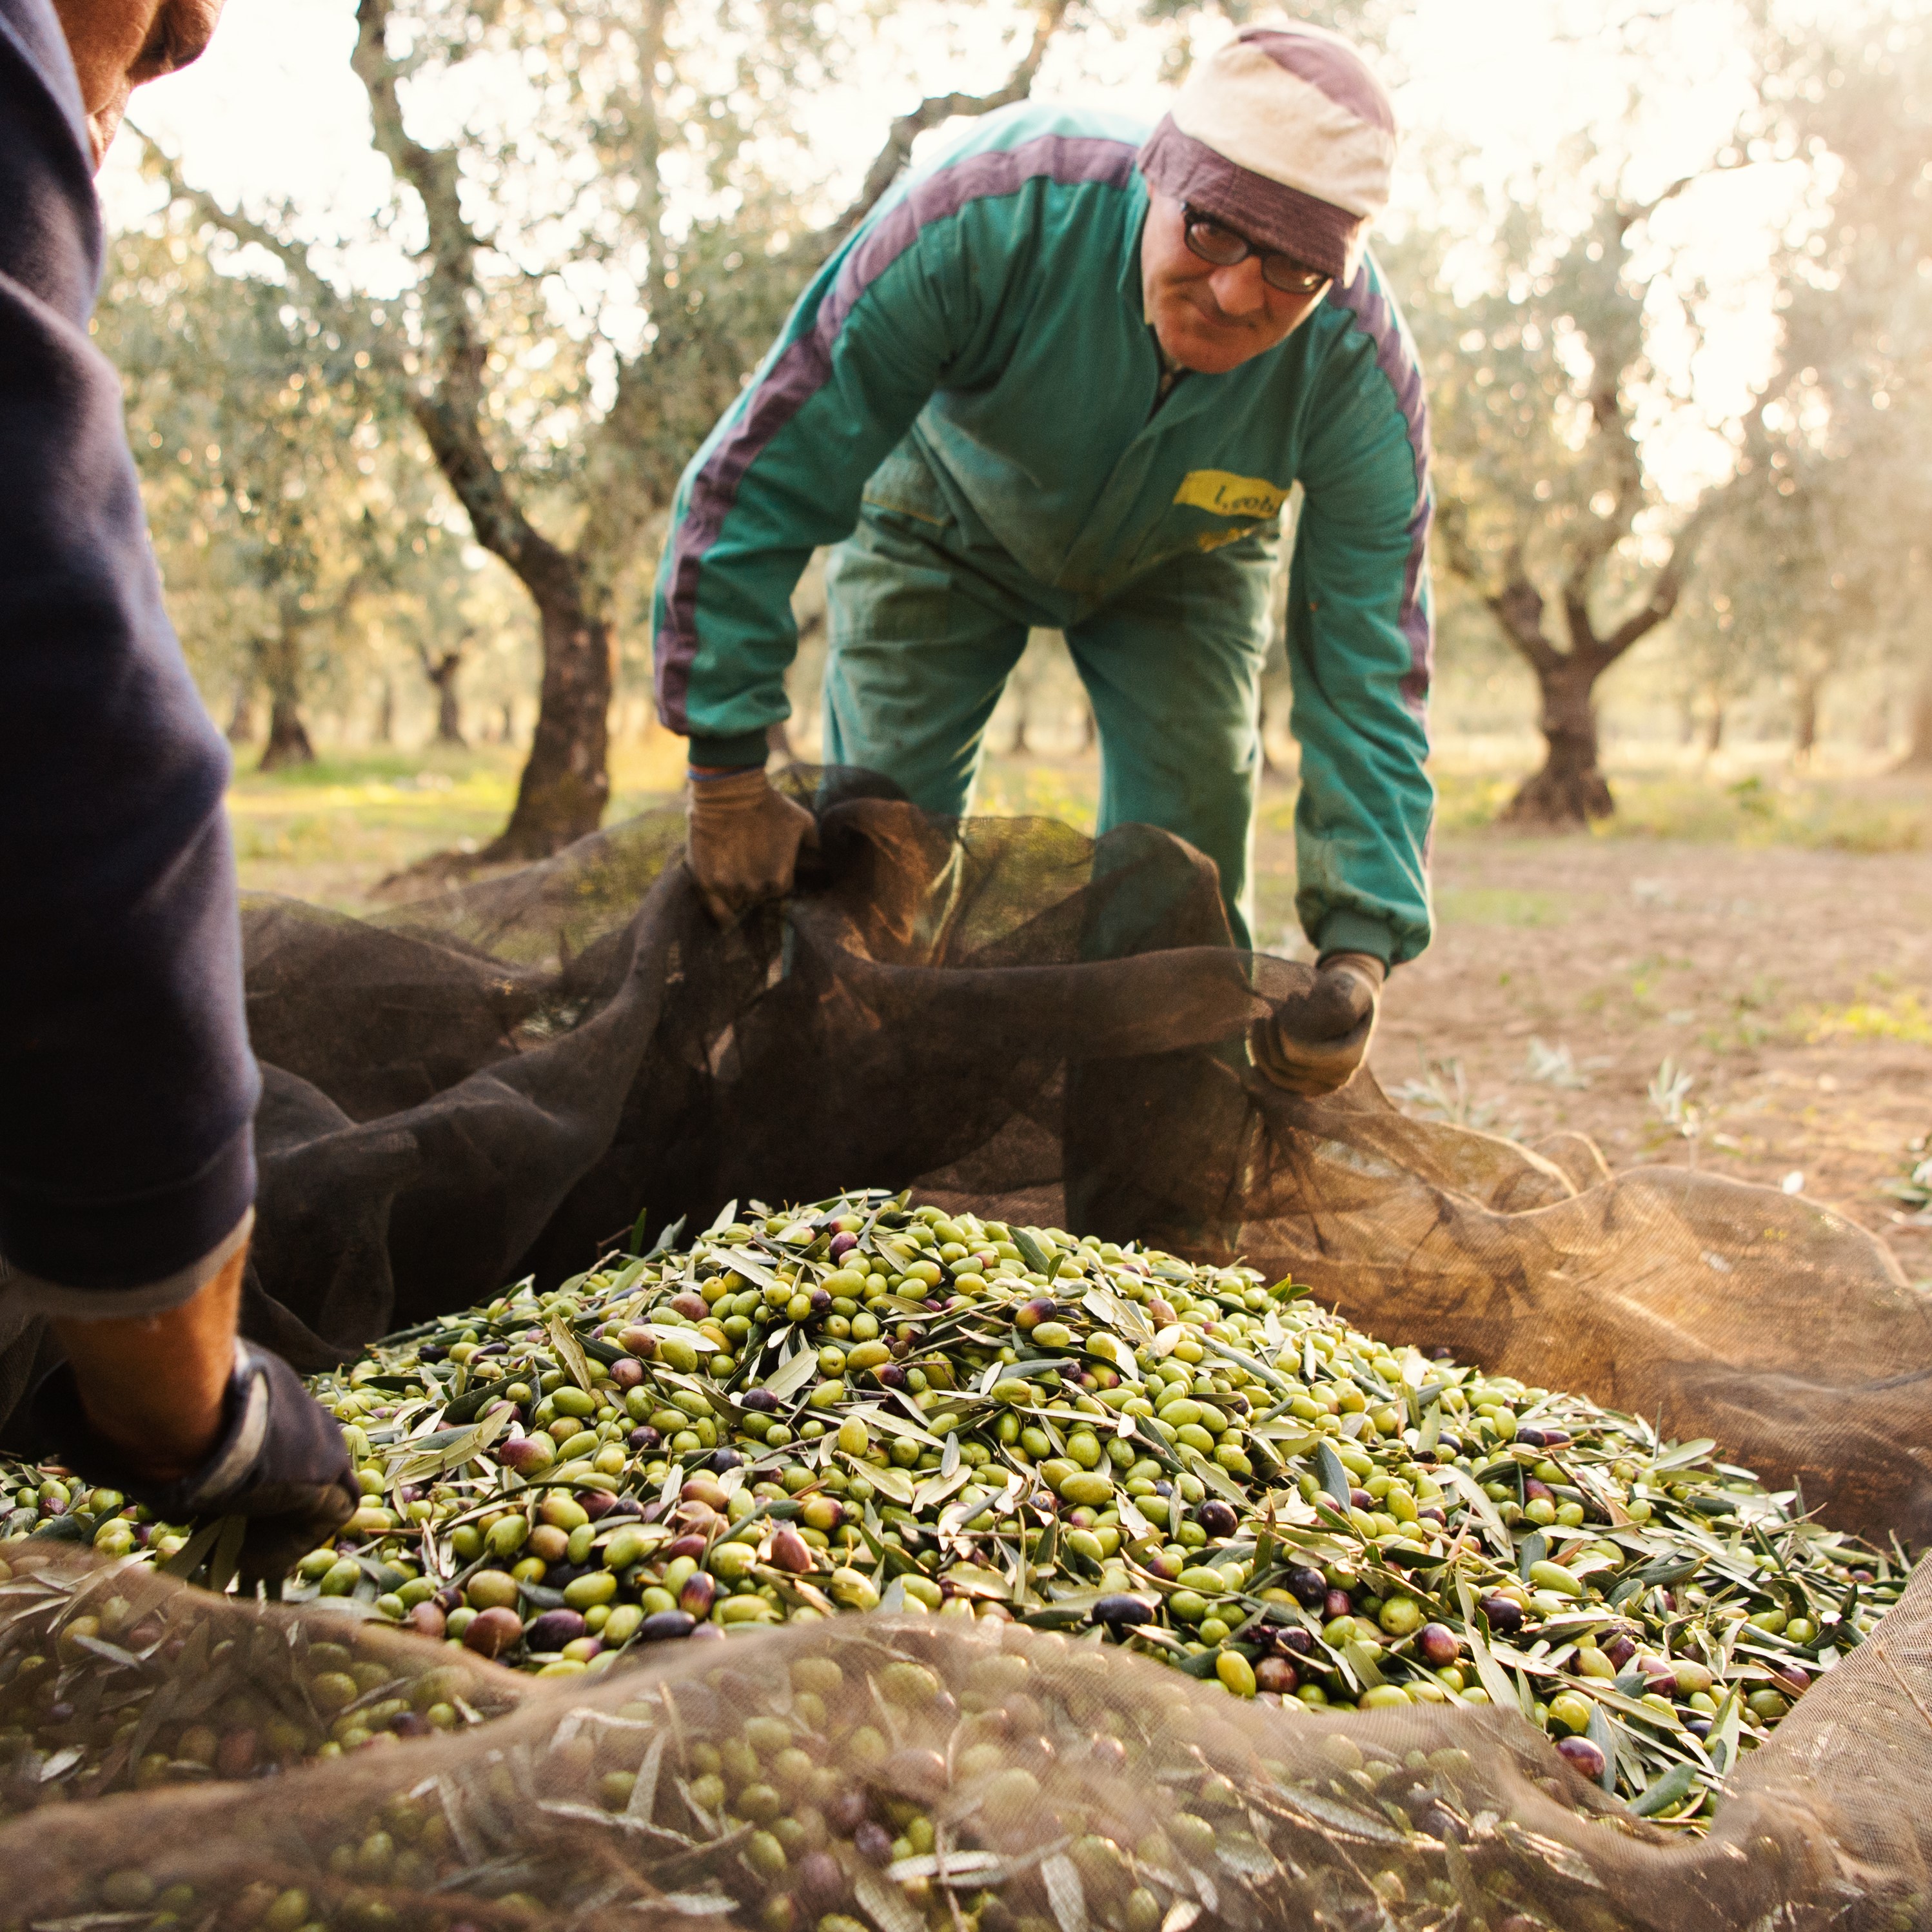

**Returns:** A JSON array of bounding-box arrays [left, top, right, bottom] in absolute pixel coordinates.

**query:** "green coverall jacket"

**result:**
[[653, 101, 1434, 960]]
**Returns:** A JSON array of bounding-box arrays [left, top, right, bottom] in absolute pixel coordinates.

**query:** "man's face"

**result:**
[[47, 0, 223, 170], [1140, 192, 1330, 375]]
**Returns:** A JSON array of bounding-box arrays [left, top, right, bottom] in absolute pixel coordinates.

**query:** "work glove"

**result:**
[[687, 765, 817, 925], [1252, 950, 1386, 1098], [33, 1339, 357, 1584]]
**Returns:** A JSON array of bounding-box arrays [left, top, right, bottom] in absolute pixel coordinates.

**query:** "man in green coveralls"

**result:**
[[653, 24, 1432, 1098]]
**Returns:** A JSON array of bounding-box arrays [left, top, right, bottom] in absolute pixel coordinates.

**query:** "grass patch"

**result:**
[[1434, 884, 1572, 928], [973, 758, 1100, 833], [1599, 773, 1931, 853], [227, 740, 685, 906], [1432, 769, 1523, 832], [1800, 992, 1932, 1049]]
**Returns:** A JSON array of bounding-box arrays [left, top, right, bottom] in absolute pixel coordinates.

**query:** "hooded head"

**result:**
[[1138, 23, 1397, 290]]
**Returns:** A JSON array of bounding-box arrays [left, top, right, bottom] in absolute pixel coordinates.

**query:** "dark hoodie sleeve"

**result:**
[[0, 0, 259, 1296]]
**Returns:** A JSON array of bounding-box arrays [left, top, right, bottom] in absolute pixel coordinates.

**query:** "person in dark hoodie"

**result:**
[[0, 0, 354, 1573]]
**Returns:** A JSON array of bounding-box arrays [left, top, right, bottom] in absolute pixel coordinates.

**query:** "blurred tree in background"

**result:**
[[132, 0, 1398, 851], [1733, 4, 1932, 766], [149, 0, 1090, 854], [97, 225, 503, 769], [109, 0, 1932, 833]]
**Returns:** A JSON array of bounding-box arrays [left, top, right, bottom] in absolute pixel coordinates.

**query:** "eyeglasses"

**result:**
[[1181, 207, 1331, 295]]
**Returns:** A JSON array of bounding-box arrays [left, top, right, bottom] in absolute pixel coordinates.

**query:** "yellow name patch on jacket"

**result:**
[[1173, 469, 1291, 520]]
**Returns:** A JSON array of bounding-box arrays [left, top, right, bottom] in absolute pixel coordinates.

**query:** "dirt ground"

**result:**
[[1362, 833, 1932, 1284], [227, 744, 1932, 1284]]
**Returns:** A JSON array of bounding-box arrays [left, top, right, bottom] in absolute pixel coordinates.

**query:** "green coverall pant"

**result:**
[[822, 503, 1276, 949]]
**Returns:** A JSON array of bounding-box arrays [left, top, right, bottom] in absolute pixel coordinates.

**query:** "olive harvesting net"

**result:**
[[0, 771, 1928, 1927]]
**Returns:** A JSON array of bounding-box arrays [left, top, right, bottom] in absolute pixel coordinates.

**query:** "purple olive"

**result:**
[[680, 1573, 717, 1618], [854, 1822, 894, 1866], [462, 1608, 524, 1659], [1325, 1588, 1355, 1621], [809, 1287, 832, 1313], [1415, 1622, 1461, 1670], [829, 1232, 858, 1261], [1523, 1478, 1554, 1506], [1555, 1736, 1605, 1780], [627, 1425, 662, 1453], [668, 1290, 709, 1321], [1541, 1430, 1571, 1448], [876, 1364, 907, 1390], [524, 1609, 588, 1652], [1349, 1487, 1375, 1512], [1417, 1506, 1446, 1526], [1196, 1499, 1238, 1539], [1284, 1565, 1327, 1609], [1516, 1428, 1546, 1448], [883, 1748, 947, 1800], [498, 1435, 552, 1476], [1092, 1595, 1152, 1631], [638, 1610, 696, 1642], [404, 1603, 447, 1641], [390, 1710, 430, 1738], [1255, 1656, 1299, 1695], [1278, 1628, 1317, 1659], [609, 1357, 645, 1388], [580, 1490, 616, 1521], [1479, 1594, 1524, 1635], [709, 1448, 743, 1473], [1602, 1632, 1637, 1669], [742, 1390, 782, 1414], [795, 1852, 846, 1912], [825, 1790, 867, 1835]]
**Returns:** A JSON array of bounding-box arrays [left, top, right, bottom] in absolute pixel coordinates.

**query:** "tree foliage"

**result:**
[[97, 224, 496, 768]]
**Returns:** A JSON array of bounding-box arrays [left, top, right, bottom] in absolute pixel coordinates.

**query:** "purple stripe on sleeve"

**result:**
[[1324, 263, 1434, 721], [655, 132, 1137, 734], [1237, 27, 1397, 136]]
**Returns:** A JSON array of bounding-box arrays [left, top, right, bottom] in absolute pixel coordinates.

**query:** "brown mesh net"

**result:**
[[0, 772, 1926, 1924], [0, 1557, 1927, 1929]]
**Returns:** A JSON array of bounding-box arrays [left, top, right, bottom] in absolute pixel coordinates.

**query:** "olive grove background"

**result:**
[[105, 0, 1932, 841], [92, 0, 1932, 1276]]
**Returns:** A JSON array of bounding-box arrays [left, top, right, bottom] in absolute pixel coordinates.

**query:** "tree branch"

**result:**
[[1616, 144, 1755, 238], [816, 0, 1073, 251], [1439, 504, 1562, 673], [1490, 552, 1562, 676], [349, 0, 581, 608], [1572, 500, 1717, 672], [131, 125, 371, 348]]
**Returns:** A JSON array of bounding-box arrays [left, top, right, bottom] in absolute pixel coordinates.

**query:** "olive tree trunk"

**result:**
[[1898, 667, 1932, 771], [485, 573, 613, 858], [420, 645, 467, 747], [1500, 656, 1615, 825], [257, 624, 315, 772]]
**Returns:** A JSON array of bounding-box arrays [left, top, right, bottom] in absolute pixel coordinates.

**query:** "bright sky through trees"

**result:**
[[104, 0, 1812, 506]]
